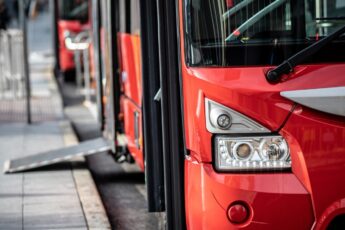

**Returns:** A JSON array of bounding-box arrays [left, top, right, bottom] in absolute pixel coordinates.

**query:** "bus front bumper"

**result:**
[[185, 158, 314, 230]]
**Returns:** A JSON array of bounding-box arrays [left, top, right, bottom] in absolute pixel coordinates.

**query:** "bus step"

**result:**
[[3, 138, 111, 174]]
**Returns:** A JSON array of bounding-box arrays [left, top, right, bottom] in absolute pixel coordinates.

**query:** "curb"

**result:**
[[59, 121, 111, 230]]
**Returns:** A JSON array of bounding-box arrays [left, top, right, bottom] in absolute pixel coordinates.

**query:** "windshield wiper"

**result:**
[[266, 24, 345, 83]]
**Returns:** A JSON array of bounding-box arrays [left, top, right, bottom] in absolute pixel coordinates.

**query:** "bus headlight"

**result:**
[[215, 135, 291, 171]]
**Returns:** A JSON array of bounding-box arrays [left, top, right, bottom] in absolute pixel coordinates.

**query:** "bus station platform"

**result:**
[[0, 23, 110, 228], [0, 122, 110, 229]]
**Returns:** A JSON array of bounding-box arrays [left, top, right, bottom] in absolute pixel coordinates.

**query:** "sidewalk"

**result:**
[[0, 12, 110, 230], [0, 122, 110, 229], [0, 122, 85, 229]]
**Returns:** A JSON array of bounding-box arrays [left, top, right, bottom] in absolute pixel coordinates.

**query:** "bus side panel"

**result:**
[[122, 97, 144, 170], [118, 32, 144, 170], [118, 33, 142, 105]]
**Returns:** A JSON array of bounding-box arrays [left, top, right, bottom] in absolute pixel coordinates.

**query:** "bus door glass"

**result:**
[[100, 0, 118, 149]]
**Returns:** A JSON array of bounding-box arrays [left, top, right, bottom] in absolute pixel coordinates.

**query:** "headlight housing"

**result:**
[[215, 135, 291, 171]]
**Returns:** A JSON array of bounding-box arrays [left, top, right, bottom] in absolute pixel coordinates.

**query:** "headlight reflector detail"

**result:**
[[215, 136, 291, 171], [210, 108, 232, 130], [205, 98, 270, 134], [217, 113, 232, 129]]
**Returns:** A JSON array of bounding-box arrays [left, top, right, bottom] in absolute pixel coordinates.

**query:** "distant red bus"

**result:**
[[56, 0, 89, 78]]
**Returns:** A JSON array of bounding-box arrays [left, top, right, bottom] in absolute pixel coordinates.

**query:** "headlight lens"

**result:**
[[215, 135, 291, 171]]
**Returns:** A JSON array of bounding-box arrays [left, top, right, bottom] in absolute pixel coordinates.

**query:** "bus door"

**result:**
[[95, 0, 167, 215], [90, 0, 104, 128], [155, 0, 186, 228], [139, 0, 186, 223], [140, 0, 166, 213]]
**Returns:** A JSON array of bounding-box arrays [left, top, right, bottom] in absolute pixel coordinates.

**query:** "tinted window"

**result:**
[[185, 0, 345, 66], [59, 0, 89, 22]]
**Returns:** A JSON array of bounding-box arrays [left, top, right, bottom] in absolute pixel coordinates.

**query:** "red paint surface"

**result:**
[[185, 158, 314, 229], [180, 55, 345, 230], [118, 33, 142, 106], [118, 33, 144, 170], [180, 66, 295, 163], [282, 106, 345, 229]]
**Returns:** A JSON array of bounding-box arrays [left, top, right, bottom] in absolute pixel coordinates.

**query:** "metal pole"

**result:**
[[19, 0, 31, 124], [92, 0, 104, 128], [73, 31, 90, 89], [83, 48, 91, 102], [75, 50, 82, 88], [51, 0, 60, 77]]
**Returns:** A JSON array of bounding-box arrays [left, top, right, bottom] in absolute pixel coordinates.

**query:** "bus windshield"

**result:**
[[59, 0, 89, 22], [185, 0, 345, 67]]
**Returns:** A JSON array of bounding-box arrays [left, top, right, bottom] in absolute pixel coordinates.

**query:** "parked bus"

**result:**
[[178, 0, 345, 229], [55, 0, 89, 79], [92, 0, 345, 229]]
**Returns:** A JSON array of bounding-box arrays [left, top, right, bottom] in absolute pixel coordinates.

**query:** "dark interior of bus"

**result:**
[[186, 0, 345, 66], [59, 0, 89, 22]]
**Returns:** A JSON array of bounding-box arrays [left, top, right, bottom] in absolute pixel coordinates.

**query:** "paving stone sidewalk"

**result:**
[[0, 15, 110, 230], [0, 122, 88, 229]]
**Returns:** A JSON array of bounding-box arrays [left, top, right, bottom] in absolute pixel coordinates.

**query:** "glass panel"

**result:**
[[185, 0, 345, 67], [119, 0, 128, 33], [59, 0, 89, 22], [131, 0, 141, 34]]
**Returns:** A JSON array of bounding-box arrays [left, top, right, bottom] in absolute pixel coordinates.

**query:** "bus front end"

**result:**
[[57, 0, 89, 76], [180, 0, 345, 229]]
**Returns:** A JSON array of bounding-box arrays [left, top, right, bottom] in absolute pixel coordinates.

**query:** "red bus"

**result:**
[[54, 0, 89, 79], [91, 0, 345, 229], [178, 1, 345, 229]]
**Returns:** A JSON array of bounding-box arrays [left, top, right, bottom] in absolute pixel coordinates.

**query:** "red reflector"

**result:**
[[227, 203, 249, 224]]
